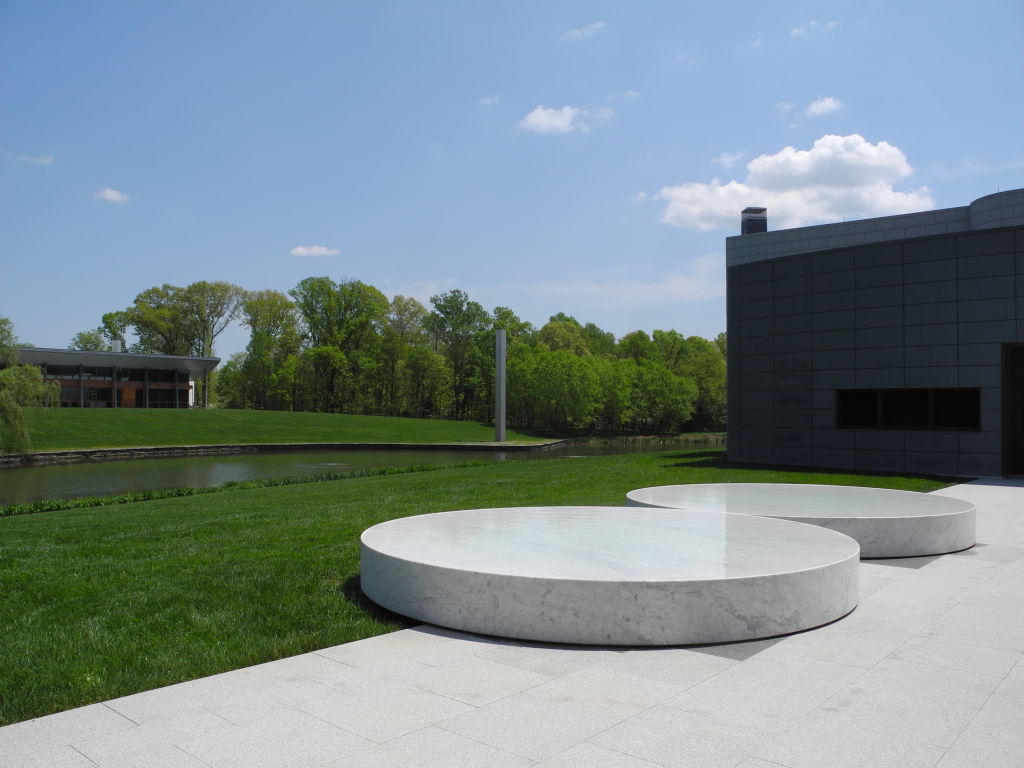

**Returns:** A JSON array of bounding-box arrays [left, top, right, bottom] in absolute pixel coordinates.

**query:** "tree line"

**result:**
[[66, 278, 726, 433]]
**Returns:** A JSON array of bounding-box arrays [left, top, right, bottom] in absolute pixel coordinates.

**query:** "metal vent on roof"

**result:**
[[741, 207, 767, 235]]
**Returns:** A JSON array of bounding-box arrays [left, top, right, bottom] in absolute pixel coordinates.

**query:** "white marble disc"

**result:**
[[360, 506, 859, 646], [626, 483, 975, 558]]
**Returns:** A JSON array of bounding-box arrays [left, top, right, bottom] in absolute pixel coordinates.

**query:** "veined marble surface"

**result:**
[[626, 483, 976, 558], [360, 506, 860, 646]]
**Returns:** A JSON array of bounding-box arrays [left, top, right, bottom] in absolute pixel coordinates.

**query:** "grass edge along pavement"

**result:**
[[0, 448, 954, 726]]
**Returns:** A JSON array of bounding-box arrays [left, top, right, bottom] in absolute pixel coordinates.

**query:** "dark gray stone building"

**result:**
[[726, 189, 1024, 477]]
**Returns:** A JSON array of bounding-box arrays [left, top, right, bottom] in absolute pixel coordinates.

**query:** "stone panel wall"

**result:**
[[727, 226, 1024, 476]]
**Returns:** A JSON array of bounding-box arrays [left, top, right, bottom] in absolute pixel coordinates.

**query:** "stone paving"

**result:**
[[2, 479, 1023, 768]]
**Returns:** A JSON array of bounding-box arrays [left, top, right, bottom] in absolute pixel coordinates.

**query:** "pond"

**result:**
[[0, 438, 722, 505]]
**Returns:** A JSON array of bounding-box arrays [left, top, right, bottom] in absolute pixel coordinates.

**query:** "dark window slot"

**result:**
[[837, 388, 980, 431]]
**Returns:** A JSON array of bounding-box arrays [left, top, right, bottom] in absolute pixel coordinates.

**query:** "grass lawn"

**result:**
[[0, 448, 953, 725], [24, 408, 545, 452]]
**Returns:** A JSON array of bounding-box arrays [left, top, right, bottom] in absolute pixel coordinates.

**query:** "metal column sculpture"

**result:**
[[495, 329, 506, 442]]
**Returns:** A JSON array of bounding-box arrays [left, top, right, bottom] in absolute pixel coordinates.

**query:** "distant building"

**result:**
[[15, 347, 219, 408], [726, 189, 1024, 477]]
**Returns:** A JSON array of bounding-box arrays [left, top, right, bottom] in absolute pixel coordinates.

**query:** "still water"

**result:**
[[0, 439, 720, 505]]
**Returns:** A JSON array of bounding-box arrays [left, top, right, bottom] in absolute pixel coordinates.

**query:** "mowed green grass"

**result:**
[[0, 448, 951, 725], [24, 408, 544, 452]]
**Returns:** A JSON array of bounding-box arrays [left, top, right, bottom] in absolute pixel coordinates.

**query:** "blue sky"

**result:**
[[2, 1, 1022, 360]]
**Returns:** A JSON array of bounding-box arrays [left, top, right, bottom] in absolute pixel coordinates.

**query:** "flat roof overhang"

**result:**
[[16, 348, 220, 379]]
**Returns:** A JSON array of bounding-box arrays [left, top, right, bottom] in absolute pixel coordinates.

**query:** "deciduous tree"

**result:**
[[69, 328, 110, 351], [0, 317, 58, 453], [125, 284, 195, 355], [425, 289, 490, 419], [0, 317, 18, 368], [185, 281, 245, 358], [538, 320, 588, 356]]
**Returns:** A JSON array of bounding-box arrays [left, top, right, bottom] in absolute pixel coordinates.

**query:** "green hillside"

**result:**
[[24, 408, 544, 452]]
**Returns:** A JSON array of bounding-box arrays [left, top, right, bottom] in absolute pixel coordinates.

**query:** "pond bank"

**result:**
[[0, 439, 569, 468]]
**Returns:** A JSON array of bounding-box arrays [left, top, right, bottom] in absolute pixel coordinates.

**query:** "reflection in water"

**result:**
[[0, 439, 718, 505]]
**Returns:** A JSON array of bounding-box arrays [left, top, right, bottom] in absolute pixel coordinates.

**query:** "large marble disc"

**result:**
[[626, 484, 975, 558], [360, 506, 859, 646]]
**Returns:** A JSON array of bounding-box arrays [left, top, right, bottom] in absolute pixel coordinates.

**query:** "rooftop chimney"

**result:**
[[112, 339, 123, 353], [741, 207, 767, 235]]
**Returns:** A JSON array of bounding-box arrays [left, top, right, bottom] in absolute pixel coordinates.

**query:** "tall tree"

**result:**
[[332, 280, 389, 353], [300, 346, 348, 412], [0, 317, 58, 453], [289, 277, 338, 348], [714, 331, 727, 358], [242, 290, 298, 341], [492, 306, 534, 341], [424, 289, 490, 419], [398, 346, 452, 418], [185, 281, 245, 358], [581, 322, 616, 356], [676, 334, 727, 431], [0, 317, 18, 368], [506, 342, 541, 428], [381, 296, 428, 415], [618, 330, 656, 361], [214, 353, 247, 409], [100, 311, 131, 348], [125, 284, 195, 355], [333, 280, 389, 411], [591, 355, 635, 431], [239, 290, 300, 409], [69, 328, 111, 351], [548, 312, 583, 330], [533, 348, 599, 430], [288, 277, 388, 411], [630, 360, 697, 432], [538, 320, 588, 356]]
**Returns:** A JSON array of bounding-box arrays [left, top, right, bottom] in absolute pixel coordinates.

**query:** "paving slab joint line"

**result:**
[[431, 722, 540, 764], [100, 701, 140, 727], [68, 744, 100, 767]]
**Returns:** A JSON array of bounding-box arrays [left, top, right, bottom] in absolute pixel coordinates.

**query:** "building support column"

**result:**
[[144, 368, 150, 409], [111, 366, 117, 408], [78, 365, 84, 408], [174, 370, 180, 408]]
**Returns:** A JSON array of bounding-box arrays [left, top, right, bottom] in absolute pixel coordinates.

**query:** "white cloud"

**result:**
[[631, 191, 648, 203], [623, 89, 640, 100], [17, 153, 55, 165], [790, 20, 839, 38], [714, 151, 745, 169], [518, 105, 613, 134], [94, 187, 129, 204], [806, 96, 843, 117], [657, 133, 933, 231], [479, 94, 500, 105], [776, 100, 796, 113], [290, 244, 340, 257], [561, 21, 606, 42], [532, 256, 725, 307]]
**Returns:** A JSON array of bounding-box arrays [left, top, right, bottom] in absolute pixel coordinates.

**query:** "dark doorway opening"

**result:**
[[1003, 345, 1024, 475]]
